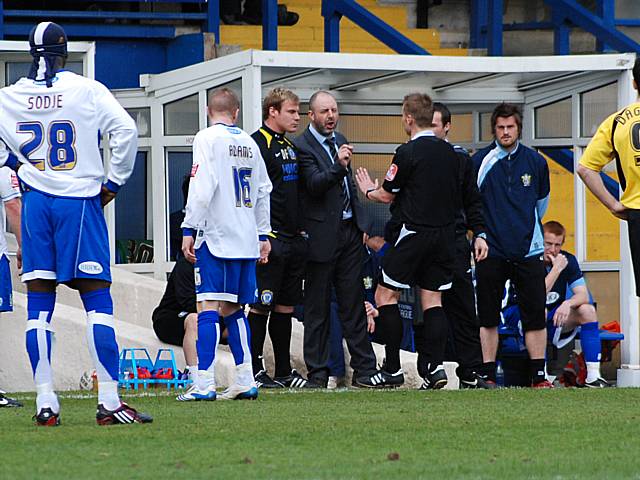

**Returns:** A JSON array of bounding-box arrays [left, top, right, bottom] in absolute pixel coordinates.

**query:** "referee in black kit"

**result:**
[[356, 93, 460, 389]]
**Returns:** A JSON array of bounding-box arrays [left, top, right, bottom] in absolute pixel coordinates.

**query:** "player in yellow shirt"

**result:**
[[578, 58, 640, 295]]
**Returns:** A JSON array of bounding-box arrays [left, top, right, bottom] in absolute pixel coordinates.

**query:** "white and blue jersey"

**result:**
[[0, 167, 20, 311], [473, 142, 550, 260], [183, 123, 271, 303], [182, 123, 272, 260], [0, 70, 137, 283], [0, 71, 137, 197]]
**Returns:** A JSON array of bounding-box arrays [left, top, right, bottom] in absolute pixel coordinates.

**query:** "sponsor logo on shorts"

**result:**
[[190, 164, 199, 177], [546, 291, 560, 305], [78, 261, 103, 275], [385, 164, 398, 181], [194, 267, 201, 287], [260, 290, 274, 305], [0, 297, 3, 306]]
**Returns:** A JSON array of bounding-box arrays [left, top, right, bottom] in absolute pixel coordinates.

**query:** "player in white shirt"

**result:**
[[0, 167, 23, 407], [180, 87, 272, 401], [0, 22, 151, 426]]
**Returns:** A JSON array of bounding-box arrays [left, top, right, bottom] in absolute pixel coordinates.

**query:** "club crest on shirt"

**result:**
[[546, 291, 560, 305], [521, 173, 532, 187], [363, 276, 373, 290], [385, 164, 398, 181], [260, 290, 274, 306]]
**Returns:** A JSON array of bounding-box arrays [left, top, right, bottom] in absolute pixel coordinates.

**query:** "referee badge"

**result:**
[[521, 173, 532, 187], [385, 164, 398, 181]]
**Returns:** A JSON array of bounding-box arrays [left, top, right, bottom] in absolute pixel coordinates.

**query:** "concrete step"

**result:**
[[1, 290, 460, 392], [291, 5, 411, 29], [237, 41, 466, 55], [9, 255, 165, 330], [220, 25, 441, 48], [285, 0, 380, 7]]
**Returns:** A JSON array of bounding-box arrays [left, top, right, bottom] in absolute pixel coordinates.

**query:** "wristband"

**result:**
[[365, 188, 375, 199], [259, 235, 268, 241], [475, 232, 487, 240]]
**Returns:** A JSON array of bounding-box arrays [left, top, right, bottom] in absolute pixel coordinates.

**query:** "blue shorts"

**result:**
[[0, 254, 12, 312], [194, 243, 257, 304], [21, 190, 111, 284]]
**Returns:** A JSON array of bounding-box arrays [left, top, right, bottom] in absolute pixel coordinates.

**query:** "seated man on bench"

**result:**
[[501, 220, 611, 388]]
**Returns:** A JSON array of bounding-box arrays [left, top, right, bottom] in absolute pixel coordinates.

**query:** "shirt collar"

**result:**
[[262, 123, 284, 139], [411, 129, 436, 141], [497, 141, 520, 159], [309, 123, 335, 145]]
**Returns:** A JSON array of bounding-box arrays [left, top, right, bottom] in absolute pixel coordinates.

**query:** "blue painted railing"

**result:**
[[322, 0, 429, 55], [0, 0, 427, 54], [471, 0, 640, 56], [541, 148, 620, 200]]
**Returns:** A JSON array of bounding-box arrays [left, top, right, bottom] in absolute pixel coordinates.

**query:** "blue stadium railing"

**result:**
[[471, 0, 640, 56], [541, 148, 620, 200], [0, 0, 429, 55], [322, 0, 428, 54]]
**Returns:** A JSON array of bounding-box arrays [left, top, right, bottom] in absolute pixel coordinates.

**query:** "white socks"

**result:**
[[586, 362, 601, 383]]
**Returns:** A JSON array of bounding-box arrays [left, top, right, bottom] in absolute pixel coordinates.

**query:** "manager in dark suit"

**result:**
[[295, 90, 388, 388]]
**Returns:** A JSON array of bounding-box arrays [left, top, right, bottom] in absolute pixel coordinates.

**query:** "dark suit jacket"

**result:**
[[294, 127, 370, 263]]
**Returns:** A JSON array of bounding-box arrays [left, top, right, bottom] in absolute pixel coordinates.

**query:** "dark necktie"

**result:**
[[325, 137, 351, 215]]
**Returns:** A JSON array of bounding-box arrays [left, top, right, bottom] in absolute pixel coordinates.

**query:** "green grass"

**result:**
[[3, 388, 640, 479]]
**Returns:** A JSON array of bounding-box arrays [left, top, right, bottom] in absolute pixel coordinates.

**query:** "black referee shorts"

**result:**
[[475, 256, 546, 332], [380, 223, 455, 292], [627, 209, 640, 297], [152, 309, 188, 346], [252, 235, 308, 309]]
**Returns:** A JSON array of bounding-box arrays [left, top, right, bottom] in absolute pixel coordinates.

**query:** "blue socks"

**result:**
[[25, 292, 56, 394], [81, 288, 119, 382], [581, 321, 601, 363], [225, 308, 252, 366], [197, 310, 220, 371]]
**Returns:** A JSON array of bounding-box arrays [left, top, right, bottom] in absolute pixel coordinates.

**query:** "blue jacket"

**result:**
[[472, 142, 550, 260]]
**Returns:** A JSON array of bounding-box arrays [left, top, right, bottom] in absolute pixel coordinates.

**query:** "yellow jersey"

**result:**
[[580, 101, 640, 209]]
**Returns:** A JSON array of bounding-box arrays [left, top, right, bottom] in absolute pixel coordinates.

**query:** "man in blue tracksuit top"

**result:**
[[472, 103, 551, 388]]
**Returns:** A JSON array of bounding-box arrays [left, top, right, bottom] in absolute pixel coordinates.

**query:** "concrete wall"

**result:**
[[1, 244, 455, 392]]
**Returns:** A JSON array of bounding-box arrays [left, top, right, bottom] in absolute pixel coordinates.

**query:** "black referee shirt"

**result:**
[[382, 131, 459, 228], [252, 124, 300, 235]]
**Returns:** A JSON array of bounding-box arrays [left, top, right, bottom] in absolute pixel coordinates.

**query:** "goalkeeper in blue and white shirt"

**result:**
[[0, 22, 151, 425]]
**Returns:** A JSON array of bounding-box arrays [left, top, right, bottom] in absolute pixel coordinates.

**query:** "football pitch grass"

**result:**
[[3, 388, 640, 479]]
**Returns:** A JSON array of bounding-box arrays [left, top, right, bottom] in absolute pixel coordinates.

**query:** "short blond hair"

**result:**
[[262, 88, 299, 121]]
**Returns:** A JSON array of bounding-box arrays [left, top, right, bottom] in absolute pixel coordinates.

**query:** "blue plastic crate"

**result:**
[[118, 347, 192, 390]]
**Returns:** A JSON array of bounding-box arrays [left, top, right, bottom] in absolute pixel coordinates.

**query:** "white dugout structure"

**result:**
[[0, 45, 639, 386]]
